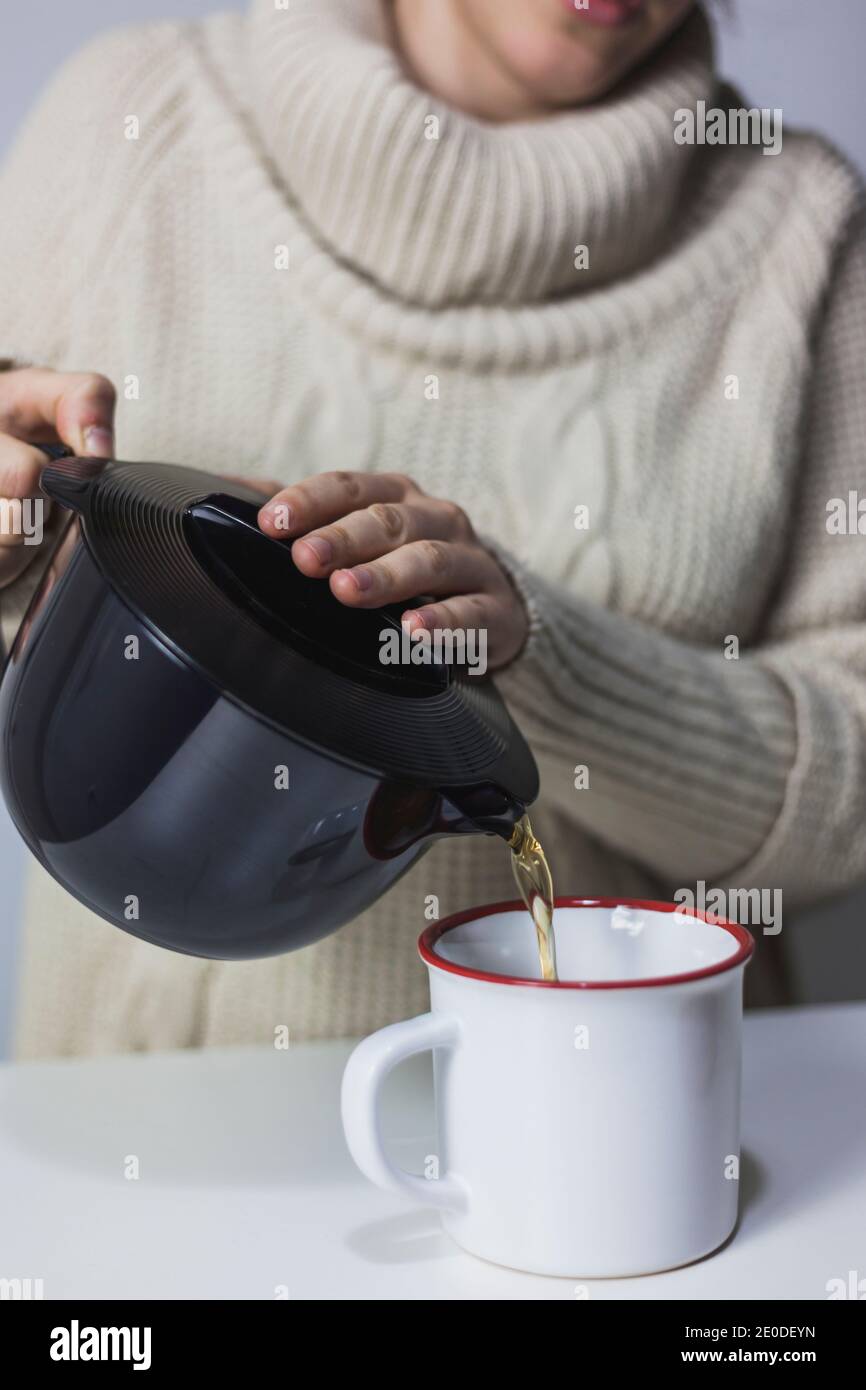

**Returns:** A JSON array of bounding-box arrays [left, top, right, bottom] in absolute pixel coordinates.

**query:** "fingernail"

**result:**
[[349, 567, 373, 591], [263, 502, 292, 532], [302, 536, 333, 565], [401, 609, 427, 633], [336, 567, 372, 593], [82, 426, 114, 458]]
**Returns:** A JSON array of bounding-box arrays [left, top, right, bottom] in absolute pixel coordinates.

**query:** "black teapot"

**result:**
[[0, 454, 538, 959]]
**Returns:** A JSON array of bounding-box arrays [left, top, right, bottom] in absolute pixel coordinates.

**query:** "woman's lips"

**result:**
[[560, 0, 646, 27]]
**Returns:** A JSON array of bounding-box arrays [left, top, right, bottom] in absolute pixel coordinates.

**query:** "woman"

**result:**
[[1, 0, 864, 1056]]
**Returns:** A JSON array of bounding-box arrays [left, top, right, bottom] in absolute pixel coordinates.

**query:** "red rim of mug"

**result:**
[[418, 896, 755, 990]]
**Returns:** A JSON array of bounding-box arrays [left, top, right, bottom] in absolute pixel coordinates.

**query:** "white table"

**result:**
[[1, 1004, 864, 1300]]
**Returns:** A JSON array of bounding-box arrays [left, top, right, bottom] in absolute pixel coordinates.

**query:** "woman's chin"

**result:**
[[502, 41, 637, 109]]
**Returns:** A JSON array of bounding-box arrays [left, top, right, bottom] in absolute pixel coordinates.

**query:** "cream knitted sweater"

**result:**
[[2, 0, 865, 1058]]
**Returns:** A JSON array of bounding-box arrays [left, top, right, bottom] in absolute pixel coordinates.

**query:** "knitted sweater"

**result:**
[[2, 0, 865, 1058]]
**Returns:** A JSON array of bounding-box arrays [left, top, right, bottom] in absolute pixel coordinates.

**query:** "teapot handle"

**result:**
[[34, 444, 75, 462], [0, 446, 78, 669], [36, 447, 110, 513]]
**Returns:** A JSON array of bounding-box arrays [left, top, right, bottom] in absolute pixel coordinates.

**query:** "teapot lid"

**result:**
[[40, 456, 538, 799]]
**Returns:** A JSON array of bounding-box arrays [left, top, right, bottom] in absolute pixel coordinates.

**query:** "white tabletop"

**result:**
[[1, 1003, 864, 1300]]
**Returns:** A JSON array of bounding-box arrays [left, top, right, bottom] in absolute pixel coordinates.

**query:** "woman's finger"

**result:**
[[222, 473, 284, 498], [330, 539, 503, 608], [291, 497, 472, 575], [0, 434, 57, 587], [0, 435, 53, 546], [401, 592, 525, 668], [257, 471, 419, 539], [0, 367, 116, 456]]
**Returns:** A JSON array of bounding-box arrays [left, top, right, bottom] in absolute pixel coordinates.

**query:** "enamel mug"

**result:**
[[341, 897, 754, 1278]]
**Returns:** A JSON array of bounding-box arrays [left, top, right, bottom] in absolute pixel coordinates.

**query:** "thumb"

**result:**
[[55, 373, 116, 457]]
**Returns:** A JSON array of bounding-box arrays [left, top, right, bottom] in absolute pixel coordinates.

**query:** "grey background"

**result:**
[[1, 0, 865, 1055]]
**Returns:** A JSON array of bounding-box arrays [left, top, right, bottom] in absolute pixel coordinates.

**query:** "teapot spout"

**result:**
[[438, 782, 528, 841], [362, 779, 530, 861]]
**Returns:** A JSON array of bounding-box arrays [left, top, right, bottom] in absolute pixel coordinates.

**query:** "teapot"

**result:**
[[0, 453, 538, 959]]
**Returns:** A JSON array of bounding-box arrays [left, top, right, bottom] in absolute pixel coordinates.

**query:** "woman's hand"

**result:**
[[0, 367, 115, 588], [257, 471, 528, 670]]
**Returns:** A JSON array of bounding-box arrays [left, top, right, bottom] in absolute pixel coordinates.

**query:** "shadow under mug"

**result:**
[[341, 897, 754, 1279]]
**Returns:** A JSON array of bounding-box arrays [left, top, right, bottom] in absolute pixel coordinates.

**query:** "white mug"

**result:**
[[342, 897, 754, 1278]]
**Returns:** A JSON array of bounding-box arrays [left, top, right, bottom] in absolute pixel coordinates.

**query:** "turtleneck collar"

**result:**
[[247, 0, 716, 310]]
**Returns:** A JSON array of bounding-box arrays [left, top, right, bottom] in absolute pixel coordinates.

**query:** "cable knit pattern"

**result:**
[[1, 0, 864, 1058]]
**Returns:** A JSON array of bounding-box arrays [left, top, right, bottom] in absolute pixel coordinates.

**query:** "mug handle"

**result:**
[[341, 1013, 469, 1212]]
